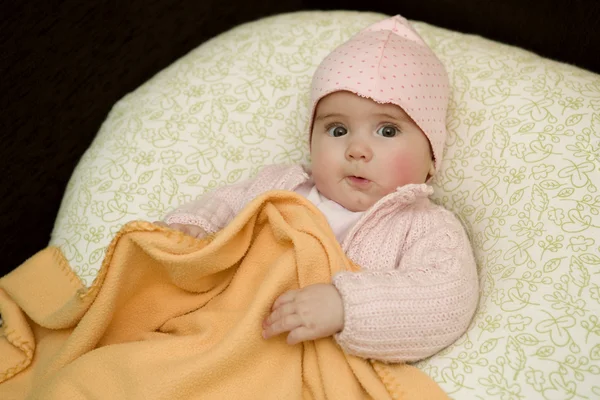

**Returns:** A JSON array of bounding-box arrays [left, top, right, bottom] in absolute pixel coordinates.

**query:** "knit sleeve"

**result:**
[[163, 181, 249, 234], [332, 208, 479, 363], [163, 164, 306, 234]]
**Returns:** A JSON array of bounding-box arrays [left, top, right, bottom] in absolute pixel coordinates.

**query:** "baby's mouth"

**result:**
[[346, 175, 371, 187]]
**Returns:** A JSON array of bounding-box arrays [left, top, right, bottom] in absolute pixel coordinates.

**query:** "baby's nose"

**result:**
[[345, 139, 373, 161]]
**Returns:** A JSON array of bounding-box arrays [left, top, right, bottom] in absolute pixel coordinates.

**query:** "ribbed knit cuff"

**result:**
[[164, 212, 218, 235]]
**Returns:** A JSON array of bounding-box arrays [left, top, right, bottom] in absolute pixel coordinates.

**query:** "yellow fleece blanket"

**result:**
[[0, 191, 448, 399]]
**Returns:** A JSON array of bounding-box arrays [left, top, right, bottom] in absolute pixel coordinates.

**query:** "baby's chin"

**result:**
[[335, 195, 379, 212]]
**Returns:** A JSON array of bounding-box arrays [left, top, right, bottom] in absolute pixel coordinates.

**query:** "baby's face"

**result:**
[[310, 91, 434, 212]]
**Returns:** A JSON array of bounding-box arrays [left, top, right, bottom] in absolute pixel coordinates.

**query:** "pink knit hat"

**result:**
[[309, 15, 450, 173]]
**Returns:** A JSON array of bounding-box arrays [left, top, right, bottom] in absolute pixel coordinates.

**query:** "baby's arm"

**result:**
[[332, 208, 479, 363], [161, 179, 254, 236], [160, 164, 301, 236]]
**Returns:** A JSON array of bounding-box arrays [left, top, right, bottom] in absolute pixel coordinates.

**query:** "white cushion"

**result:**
[[51, 11, 600, 398]]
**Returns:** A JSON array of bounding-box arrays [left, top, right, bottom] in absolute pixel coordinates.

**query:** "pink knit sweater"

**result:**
[[165, 164, 479, 363]]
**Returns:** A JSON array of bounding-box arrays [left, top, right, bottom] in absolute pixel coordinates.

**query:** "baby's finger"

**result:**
[[264, 303, 297, 326], [286, 326, 315, 345], [180, 225, 196, 236], [169, 223, 186, 232], [272, 289, 299, 310], [187, 225, 206, 238], [262, 314, 303, 339]]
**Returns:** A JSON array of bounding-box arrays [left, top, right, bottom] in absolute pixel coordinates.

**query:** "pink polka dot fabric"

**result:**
[[309, 15, 450, 172]]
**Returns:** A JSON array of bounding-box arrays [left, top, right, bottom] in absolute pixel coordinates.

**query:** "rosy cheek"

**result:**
[[390, 153, 426, 185], [311, 152, 326, 172], [311, 151, 331, 185]]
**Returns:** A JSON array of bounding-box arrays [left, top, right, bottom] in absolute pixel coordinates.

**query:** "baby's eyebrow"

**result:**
[[374, 112, 407, 121], [315, 113, 346, 120]]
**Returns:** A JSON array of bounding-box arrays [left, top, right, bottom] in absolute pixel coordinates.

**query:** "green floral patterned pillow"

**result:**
[[51, 10, 600, 399]]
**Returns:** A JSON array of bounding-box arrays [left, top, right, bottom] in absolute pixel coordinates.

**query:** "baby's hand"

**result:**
[[262, 283, 344, 345], [153, 221, 207, 239]]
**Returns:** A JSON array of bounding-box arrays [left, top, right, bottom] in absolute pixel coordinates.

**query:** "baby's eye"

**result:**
[[376, 125, 400, 138], [327, 125, 348, 137]]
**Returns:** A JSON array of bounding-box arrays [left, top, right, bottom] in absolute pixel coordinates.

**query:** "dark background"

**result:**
[[1, 0, 599, 277]]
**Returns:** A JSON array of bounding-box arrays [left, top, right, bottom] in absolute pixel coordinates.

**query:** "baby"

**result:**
[[156, 15, 479, 363]]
